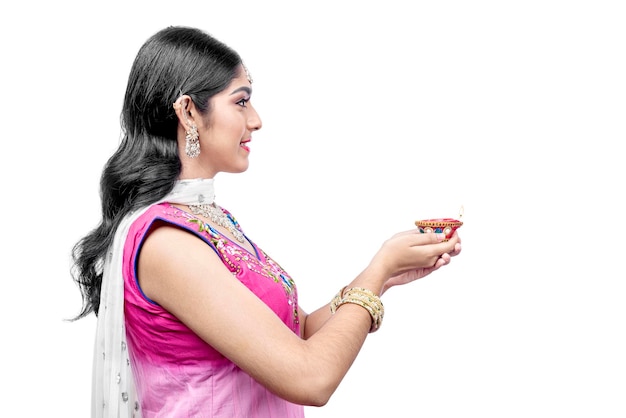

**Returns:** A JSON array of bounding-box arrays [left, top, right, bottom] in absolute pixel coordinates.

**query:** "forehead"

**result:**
[[209, 65, 251, 105], [232, 64, 251, 85], [216, 65, 250, 94]]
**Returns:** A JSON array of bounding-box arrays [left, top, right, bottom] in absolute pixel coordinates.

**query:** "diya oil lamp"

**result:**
[[415, 206, 464, 241]]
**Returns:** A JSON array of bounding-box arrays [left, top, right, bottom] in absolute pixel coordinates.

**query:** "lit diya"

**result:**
[[415, 206, 464, 241]]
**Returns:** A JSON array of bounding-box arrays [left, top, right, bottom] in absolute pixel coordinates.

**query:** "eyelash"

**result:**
[[236, 97, 250, 108]]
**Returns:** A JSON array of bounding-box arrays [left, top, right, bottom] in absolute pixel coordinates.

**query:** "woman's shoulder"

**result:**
[[129, 202, 226, 247], [132, 202, 189, 228], [124, 203, 195, 246], [125, 203, 218, 267]]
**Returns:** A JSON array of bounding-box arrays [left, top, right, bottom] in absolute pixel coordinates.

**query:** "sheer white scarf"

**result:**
[[92, 178, 216, 417]]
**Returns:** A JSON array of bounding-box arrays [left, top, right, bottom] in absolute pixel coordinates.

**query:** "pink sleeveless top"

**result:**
[[123, 203, 304, 417]]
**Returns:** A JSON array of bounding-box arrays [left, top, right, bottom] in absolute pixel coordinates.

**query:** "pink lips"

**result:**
[[240, 138, 251, 152]]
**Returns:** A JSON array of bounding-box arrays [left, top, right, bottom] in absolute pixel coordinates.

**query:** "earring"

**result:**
[[173, 99, 200, 158], [185, 125, 200, 158]]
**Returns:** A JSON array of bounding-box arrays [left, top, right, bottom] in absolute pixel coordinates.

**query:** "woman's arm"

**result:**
[[300, 230, 462, 339], [138, 224, 459, 406]]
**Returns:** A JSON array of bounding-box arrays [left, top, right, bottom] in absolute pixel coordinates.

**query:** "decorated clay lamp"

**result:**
[[415, 206, 464, 241]]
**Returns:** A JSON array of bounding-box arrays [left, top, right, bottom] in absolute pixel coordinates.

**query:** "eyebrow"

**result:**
[[229, 86, 252, 96]]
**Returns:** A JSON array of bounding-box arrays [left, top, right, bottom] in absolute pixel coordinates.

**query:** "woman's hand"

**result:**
[[372, 230, 462, 295]]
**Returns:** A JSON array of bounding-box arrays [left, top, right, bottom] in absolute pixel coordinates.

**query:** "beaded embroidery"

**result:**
[[168, 205, 300, 329]]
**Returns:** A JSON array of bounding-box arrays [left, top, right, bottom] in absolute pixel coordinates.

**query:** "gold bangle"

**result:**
[[333, 287, 384, 333], [345, 287, 384, 332]]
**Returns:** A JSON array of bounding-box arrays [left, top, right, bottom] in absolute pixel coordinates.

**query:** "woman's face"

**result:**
[[195, 65, 262, 177]]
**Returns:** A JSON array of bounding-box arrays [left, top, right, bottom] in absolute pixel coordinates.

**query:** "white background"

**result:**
[[1, 1, 625, 417]]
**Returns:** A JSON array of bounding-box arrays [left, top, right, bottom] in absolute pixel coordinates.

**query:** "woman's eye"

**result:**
[[236, 97, 250, 107]]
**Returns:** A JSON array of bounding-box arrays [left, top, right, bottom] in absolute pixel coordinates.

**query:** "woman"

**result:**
[[71, 25, 462, 418]]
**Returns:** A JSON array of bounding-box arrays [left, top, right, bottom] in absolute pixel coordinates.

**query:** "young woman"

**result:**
[[71, 25, 462, 418]]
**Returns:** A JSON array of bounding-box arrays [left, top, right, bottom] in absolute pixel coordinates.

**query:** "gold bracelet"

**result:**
[[344, 287, 384, 332], [331, 286, 384, 333]]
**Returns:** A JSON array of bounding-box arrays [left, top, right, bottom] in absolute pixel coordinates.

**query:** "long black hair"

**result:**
[[71, 26, 242, 319]]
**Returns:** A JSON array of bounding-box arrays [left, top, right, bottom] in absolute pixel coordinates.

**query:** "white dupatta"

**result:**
[[91, 178, 216, 417]]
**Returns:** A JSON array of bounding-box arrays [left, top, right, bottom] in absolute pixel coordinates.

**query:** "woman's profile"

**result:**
[[71, 25, 462, 417]]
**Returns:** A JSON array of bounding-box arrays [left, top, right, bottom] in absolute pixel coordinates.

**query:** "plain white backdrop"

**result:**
[[1, 1, 624, 416]]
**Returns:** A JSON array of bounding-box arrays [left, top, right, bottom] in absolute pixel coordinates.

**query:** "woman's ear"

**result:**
[[172, 95, 198, 130], [173, 95, 201, 158]]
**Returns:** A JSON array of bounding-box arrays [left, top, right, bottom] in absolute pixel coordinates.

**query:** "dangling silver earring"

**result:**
[[173, 98, 200, 158], [185, 124, 200, 158]]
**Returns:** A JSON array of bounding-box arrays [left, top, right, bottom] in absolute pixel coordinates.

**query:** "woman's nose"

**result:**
[[248, 105, 262, 131]]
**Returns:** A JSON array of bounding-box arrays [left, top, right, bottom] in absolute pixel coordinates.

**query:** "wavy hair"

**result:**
[[71, 26, 242, 319]]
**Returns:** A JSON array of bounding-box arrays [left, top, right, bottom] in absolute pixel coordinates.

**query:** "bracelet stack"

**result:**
[[330, 286, 384, 333]]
